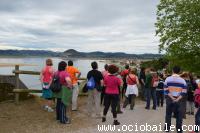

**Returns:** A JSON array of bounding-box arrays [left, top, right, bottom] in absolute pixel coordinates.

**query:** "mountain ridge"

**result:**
[[0, 49, 162, 59]]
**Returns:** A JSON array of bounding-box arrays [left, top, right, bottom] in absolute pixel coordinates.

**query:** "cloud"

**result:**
[[0, 0, 160, 54]]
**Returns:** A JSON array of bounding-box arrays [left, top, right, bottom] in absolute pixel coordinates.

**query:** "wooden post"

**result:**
[[15, 65, 20, 104]]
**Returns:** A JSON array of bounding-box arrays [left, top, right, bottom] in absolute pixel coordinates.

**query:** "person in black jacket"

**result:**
[[186, 73, 196, 115], [156, 74, 164, 107]]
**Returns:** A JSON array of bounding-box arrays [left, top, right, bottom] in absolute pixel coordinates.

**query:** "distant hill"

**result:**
[[0, 50, 60, 57], [0, 49, 162, 59], [62, 49, 162, 59]]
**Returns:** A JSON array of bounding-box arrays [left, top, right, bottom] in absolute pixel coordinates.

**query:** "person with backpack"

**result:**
[[123, 68, 139, 110], [156, 74, 164, 107], [52, 61, 72, 124], [87, 61, 103, 118], [164, 66, 187, 133], [102, 65, 122, 125], [145, 68, 157, 110], [40, 59, 55, 112], [66, 60, 81, 111], [120, 64, 130, 100]]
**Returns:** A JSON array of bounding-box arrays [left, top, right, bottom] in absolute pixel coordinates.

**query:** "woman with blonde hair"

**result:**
[[123, 68, 139, 110], [40, 59, 54, 112]]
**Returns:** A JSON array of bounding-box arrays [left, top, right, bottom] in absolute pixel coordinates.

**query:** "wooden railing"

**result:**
[[12, 65, 87, 104]]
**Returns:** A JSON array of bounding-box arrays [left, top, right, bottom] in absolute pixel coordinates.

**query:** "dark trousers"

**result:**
[[103, 94, 119, 118], [117, 95, 122, 112], [156, 90, 164, 107], [141, 85, 146, 100], [146, 88, 157, 109], [195, 108, 200, 132], [122, 83, 127, 100], [123, 94, 136, 110], [56, 98, 68, 124], [165, 98, 183, 133], [101, 87, 105, 105], [182, 97, 187, 118]]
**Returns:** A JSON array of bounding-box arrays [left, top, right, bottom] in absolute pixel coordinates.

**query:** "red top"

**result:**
[[104, 74, 122, 94], [121, 69, 129, 77], [42, 66, 54, 83], [126, 74, 137, 85]]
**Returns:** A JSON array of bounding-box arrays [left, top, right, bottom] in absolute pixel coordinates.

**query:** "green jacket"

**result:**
[[145, 73, 152, 89], [53, 86, 72, 106]]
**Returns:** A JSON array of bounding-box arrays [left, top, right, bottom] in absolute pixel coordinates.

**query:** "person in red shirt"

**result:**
[[102, 65, 122, 125], [120, 64, 130, 99], [123, 68, 139, 110], [40, 59, 54, 112]]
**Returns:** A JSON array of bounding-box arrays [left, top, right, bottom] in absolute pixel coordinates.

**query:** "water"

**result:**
[[0, 57, 107, 90]]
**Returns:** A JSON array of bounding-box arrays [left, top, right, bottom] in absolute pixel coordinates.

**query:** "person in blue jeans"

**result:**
[[146, 88, 157, 110], [145, 68, 157, 110]]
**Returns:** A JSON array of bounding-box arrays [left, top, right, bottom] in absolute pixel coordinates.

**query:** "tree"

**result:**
[[140, 57, 169, 71], [155, 0, 200, 74]]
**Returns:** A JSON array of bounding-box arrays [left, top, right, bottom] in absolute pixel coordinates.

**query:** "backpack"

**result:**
[[87, 77, 95, 90], [157, 80, 164, 89], [194, 89, 200, 108], [50, 73, 62, 93]]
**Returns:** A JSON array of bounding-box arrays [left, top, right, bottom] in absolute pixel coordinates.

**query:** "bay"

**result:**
[[0, 57, 106, 90]]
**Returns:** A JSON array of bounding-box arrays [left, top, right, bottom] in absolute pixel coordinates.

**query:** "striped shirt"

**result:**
[[164, 74, 187, 97]]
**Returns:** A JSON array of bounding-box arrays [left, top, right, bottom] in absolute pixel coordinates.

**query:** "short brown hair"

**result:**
[[108, 65, 119, 74], [46, 59, 53, 66]]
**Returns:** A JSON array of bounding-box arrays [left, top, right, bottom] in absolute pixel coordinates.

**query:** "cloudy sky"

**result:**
[[0, 0, 159, 54]]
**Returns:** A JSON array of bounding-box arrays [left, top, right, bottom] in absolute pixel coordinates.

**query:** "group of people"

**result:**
[[140, 66, 200, 133], [40, 58, 200, 133], [40, 59, 140, 125], [40, 59, 81, 124]]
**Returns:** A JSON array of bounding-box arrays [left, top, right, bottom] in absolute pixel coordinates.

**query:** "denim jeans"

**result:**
[[195, 108, 200, 132], [165, 97, 183, 133], [146, 88, 157, 109], [56, 98, 68, 124]]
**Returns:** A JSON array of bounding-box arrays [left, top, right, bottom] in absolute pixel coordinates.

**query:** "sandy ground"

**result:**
[[0, 96, 195, 133]]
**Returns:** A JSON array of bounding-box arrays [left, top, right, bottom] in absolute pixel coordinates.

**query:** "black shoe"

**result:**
[[113, 120, 120, 125], [186, 112, 190, 115], [152, 107, 156, 110], [102, 117, 106, 122], [145, 107, 150, 110]]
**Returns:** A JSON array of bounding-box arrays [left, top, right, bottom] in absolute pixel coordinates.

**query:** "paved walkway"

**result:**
[[75, 102, 195, 133]]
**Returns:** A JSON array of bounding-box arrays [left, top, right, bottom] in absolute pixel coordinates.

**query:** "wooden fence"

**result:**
[[11, 65, 87, 104]]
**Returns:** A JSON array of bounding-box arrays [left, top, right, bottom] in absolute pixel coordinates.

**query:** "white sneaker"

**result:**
[[43, 105, 48, 111], [47, 107, 54, 112]]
